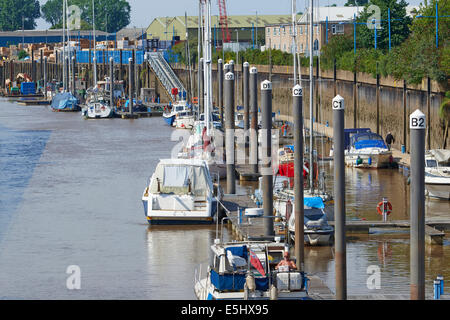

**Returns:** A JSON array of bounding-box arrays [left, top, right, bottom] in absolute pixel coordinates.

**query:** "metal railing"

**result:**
[[147, 52, 186, 100]]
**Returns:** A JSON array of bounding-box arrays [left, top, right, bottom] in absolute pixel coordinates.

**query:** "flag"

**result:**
[[249, 250, 266, 277]]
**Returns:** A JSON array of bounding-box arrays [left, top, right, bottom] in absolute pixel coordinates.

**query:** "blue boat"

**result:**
[[163, 113, 176, 126], [51, 92, 80, 112]]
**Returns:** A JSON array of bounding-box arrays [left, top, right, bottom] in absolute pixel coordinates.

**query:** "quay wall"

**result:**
[[172, 63, 448, 151]]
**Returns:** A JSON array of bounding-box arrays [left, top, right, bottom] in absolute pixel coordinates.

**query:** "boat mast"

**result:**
[[203, 0, 212, 136], [197, 1, 202, 120], [185, 12, 193, 103], [309, 0, 314, 193], [62, 0, 66, 92], [292, 0, 297, 86], [92, 0, 98, 87]]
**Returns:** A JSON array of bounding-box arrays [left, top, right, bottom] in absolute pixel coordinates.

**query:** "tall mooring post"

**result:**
[[261, 80, 273, 237], [293, 84, 304, 271], [218, 59, 224, 126], [243, 62, 250, 152], [225, 71, 236, 194], [109, 57, 114, 110], [410, 109, 426, 300], [128, 58, 134, 115], [43, 57, 47, 98], [249, 66, 258, 174], [333, 94, 347, 300]]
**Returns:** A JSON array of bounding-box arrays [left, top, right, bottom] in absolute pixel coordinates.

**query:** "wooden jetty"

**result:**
[[115, 110, 163, 119], [235, 165, 261, 181], [17, 99, 50, 106]]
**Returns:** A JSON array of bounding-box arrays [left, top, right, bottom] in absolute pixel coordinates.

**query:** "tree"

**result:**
[[356, 0, 411, 50], [345, 0, 369, 6], [0, 0, 40, 31], [41, 0, 131, 33]]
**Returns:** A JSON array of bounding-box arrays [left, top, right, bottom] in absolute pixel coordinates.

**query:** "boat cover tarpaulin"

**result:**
[[354, 139, 387, 150], [430, 149, 450, 163], [210, 270, 268, 291], [225, 245, 248, 260], [304, 197, 325, 209], [51, 92, 78, 110]]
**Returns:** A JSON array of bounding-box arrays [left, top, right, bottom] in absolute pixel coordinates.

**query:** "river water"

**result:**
[[0, 98, 448, 299]]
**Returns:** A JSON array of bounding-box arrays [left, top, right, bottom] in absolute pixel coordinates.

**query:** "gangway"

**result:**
[[146, 52, 186, 102]]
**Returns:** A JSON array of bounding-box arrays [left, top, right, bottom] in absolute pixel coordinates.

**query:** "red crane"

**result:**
[[217, 0, 231, 43]]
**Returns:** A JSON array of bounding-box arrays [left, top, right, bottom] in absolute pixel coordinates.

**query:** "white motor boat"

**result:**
[[174, 111, 195, 129], [141, 158, 223, 224], [425, 149, 450, 200], [344, 131, 393, 168], [163, 100, 191, 126], [194, 239, 311, 300]]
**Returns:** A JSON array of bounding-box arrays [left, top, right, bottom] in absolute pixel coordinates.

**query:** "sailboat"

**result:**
[[51, 0, 80, 112], [81, 0, 116, 119], [177, 1, 227, 179], [271, 0, 334, 245]]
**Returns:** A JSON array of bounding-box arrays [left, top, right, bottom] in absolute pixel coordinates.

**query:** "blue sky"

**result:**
[[36, 0, 426, 30]]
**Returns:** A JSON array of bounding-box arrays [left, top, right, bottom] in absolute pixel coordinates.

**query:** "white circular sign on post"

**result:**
[[225, 72, 234, 81], [261, 80, 272, 91], [250, 67, 257, 74], [218, 58, 223, 64], [224, 63, 229, 70], [332, 94, 345, 110], [243, 62, 249, 68], [293, 84, 303, 97], [410, 109, 426, 129]]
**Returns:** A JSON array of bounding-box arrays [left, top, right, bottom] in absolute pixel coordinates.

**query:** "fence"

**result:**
[[75, 50, 146, 64]]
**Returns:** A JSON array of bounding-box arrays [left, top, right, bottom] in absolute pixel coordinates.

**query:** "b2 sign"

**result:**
[[410, 109, 426, 130]]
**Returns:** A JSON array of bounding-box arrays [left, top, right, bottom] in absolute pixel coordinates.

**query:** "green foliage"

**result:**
[[0, 0, 40, 31], [356, 0, 411, 50], [41, 0, 131, 33], [18, 50, 29, 60]]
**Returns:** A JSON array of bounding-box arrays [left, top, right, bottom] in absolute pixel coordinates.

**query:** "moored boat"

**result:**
[[425, 149, 450, 200], [344, 130, 393, 168], [51, 92, 80, 112], [141, 158, 223, 224], [194, 239, 311, 300]]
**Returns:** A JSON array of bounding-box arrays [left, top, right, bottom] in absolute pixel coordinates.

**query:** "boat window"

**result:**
[[175, 106, 184, 112], [426, 159, 438, 167]]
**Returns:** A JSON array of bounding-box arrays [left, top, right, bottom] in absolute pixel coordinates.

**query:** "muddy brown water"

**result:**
[[0, 98, 448, 299]]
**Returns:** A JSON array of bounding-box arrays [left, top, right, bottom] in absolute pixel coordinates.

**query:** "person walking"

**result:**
[[385, 132, 395, 151]]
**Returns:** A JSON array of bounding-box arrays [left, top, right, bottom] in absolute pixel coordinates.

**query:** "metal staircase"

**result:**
[[147, 52, 186, 102]]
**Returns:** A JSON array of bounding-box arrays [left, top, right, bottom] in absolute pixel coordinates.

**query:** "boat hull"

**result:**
[[345, 152, 392, 168], [425, 182, 450, 200], [163, 114, 176, 126]]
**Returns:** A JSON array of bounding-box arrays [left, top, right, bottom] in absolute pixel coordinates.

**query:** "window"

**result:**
[[300, 44, 303, 52], [313, 39, 319, 51], [332, 24, 344, 34], [299, 26, 303, 35], [267, 28, 270, 35]]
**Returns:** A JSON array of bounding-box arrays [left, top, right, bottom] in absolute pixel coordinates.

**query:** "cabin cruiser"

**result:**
[[194, 239, 310, 300], [174, 111, 195, 129], [286, 197, 334, 246], [344, 131, 393, 168], [142, 159, 223, 224], [162, 100, 191, 126], [425, 149, 450, 200]]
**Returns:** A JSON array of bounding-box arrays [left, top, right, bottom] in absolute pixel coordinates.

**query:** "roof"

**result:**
[[149, 15, 302, 30], [297, 6, 365, 23], [116, 28, 146, 40], [0, 30, 109, 37]]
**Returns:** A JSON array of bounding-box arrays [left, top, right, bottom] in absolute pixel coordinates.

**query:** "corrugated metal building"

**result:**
[[146, 15, 301, 45], [0, 30, 113, 47]]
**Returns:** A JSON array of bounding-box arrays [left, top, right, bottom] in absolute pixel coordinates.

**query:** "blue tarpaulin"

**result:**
[[210, 270, 268, 291], [354, 139, 387, 150], [304, 197, 325, 209], [225, 245, 248, 260]]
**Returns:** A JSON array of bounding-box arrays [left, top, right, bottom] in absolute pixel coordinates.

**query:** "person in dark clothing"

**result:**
[[385, 132, 395, 150]]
